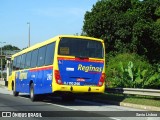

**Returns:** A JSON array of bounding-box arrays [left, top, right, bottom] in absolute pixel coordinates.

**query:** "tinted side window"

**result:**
[[31, 49, 38, 68], [45, 43, 55, 65], [16, 56, 21, 70], [13, 57, 17, 71], [25, 52, 32, 69], [37, 46, 46, 67], [20, 54, 26, 69]]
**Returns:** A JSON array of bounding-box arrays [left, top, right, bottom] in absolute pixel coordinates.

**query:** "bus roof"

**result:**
[[12, 35, 104, 58], [58, 35, 103, 41]]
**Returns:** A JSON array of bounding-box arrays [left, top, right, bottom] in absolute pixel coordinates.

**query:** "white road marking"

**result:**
[[45, 102, 78, 111], [110, 117, 121, 120]]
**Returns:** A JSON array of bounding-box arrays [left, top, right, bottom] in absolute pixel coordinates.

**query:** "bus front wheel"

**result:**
[[30, 83, 37, 102]]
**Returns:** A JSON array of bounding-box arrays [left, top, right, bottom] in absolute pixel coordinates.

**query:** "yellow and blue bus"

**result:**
[[8, 35, 105, 101]]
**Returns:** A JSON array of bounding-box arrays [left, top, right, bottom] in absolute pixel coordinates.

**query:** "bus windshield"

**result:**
[[58, 38, 104, 59]]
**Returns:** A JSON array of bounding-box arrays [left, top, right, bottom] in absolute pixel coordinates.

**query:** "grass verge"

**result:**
[[76, 93, 160, 107]]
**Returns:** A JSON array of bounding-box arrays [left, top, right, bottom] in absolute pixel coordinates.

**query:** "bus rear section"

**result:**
[[52, 37, 105, 93]]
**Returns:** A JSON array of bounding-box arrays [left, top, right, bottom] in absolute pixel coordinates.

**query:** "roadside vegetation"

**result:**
[[106, 53, 160, 89], [82, 0, 160, 89]]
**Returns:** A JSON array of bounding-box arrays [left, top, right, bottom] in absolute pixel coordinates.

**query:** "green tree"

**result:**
[[0, 45, 20, 70], [2, 45, 20, 50], [83, 0, 160, 63]]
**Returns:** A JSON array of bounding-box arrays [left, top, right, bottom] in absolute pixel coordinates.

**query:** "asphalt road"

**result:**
[[0, 86, 159, 120]]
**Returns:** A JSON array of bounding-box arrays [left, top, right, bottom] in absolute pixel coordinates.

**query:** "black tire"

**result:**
[[12, 83, 19, 97], [30, 83, 37, 102]]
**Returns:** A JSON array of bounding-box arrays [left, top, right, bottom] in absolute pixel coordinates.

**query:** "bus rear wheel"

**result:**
[[12, 82, 19, 96], [30, 83, 37, 102]]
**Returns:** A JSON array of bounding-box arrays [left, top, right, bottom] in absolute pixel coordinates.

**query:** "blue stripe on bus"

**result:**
[[15, 67, 53, 94]]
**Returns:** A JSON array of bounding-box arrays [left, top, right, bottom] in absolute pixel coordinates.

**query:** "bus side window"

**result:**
[[16, 56, 21, 70], [37, 46, 47, 67], [20, 54, 26, 69], [25, 52, 32, 69], [45, 42, 55, 65], [30, 49, 38, 68], [13, 58, 17, 71]]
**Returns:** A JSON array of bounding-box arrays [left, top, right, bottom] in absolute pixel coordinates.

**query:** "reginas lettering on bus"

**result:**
[[78, 64, 102, 72]]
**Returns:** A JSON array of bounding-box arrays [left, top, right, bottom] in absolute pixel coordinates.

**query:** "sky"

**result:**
[[0, 0, 97, 49]]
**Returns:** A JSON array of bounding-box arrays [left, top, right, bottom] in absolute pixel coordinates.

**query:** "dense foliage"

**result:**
[[83, 0, 160, 88], [83, 0, 160, 63], [106, 53, 160, 89]]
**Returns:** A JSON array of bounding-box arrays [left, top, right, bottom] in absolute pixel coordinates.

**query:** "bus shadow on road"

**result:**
[[19, 93, 114, 107]]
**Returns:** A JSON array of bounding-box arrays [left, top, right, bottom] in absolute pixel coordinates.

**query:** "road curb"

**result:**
[[77, 97, 160, 111], [120, 102, 160, 111]]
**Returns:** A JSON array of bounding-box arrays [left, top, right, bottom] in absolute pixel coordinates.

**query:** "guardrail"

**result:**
[[105, 88, 160, 97]]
